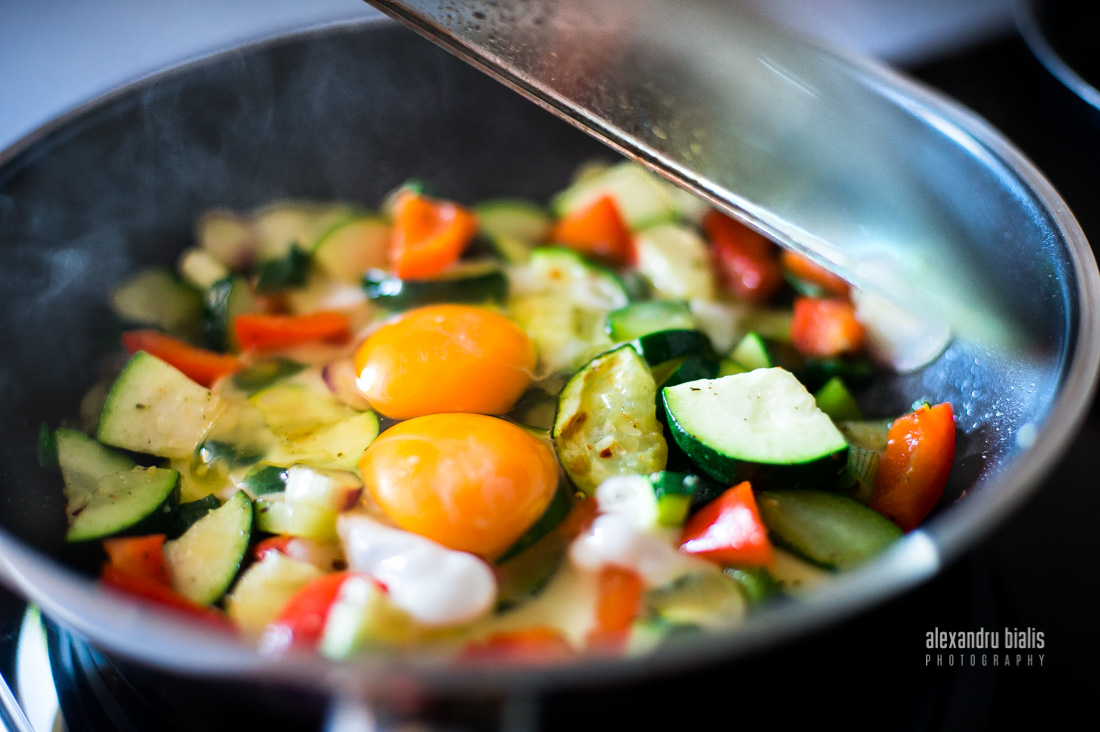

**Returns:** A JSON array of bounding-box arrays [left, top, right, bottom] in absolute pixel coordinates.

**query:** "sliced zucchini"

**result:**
[[509, 293, 613, 376], [837, 446, 880, 504], [241, 464, 289, 496], [227, 552, 324, 634], [66, 465, 180, 543], [729, 332, 772, 371], [644, 569, 747, 630], [475, 199, 552, 243], [551, 161, 680, 230], [837, 419, 893, 452], [756, 490, 902, 570], [270, 411, 380, 472], [229, 358, 305, 395], [254, 244, 311, 293], [253, 202, 355, 259], [495, 526, 569, 611], [283, 465, 363, 513], [313, 217, 390, 283], [97, 352, 226, 459], [662, 368, 848, 487], [552, 345, 668, 495], [633, 223, 716, 301], [197, 211, 256, 270], [660, 354, 719, 389], [717, 359, 748, 377], [647, 472, 700, 527], [509, 247, 629, 375], [55, 428, 134, 521], [167, 494, 221, 540], [814, 376, 863, 422], [629, 329, 714, 367], [178, 248, 231, 290], [110, 268, 203, 339], [250, 383, 357, 439], [362, 261, 508, 310], [164, 490, 253, 604], [722, 566, 777, 605], [254, 495, 339, 541], [320, 574, 421, 655], [516, 247, 630, 308], [605, 300, 695, 342], [203, 276, 260, 352]]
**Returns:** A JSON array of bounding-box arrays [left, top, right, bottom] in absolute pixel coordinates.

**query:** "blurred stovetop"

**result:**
[[2, 2, 1098, 731]]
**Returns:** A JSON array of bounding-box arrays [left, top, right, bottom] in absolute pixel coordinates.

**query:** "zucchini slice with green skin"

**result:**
[[203, 276, 260, 352], [729, 332, 772, 371], [313, 216, 390, 283], [629, 329, 714, 367], [662, 368, 848, 487], [226, 552, 325, 634], [198, 211, 256, 270], [644, 569, 746, 630], [66, 464, 180, 543], [814, 376, 863, 422], [55, 428, 134, 524], [756, 490, 902, 570], [552, 345, 668, 495], [659, 354, 719, 390], [362, 262, 508, 310], [722, 566, 777, 605], [110, 268, 203, 340], [551, 161, 681, 230], [254, 496, 338, 541], [475, 199, 552, 243], [632, 224, 716, 301], [167, 495, 221, 540], [178, 249, 230, 291], [230, 359, 305, 395], [97, 352, 227, 459], [605, 301, 696, 342], [254, 244, 311, 293], [164, 489, 253, 605]]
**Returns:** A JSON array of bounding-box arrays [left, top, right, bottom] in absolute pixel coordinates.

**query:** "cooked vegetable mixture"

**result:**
[[47, 161, 956, 661]]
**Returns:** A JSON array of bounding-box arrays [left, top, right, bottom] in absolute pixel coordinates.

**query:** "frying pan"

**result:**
[[0, 16, 1097, 728]]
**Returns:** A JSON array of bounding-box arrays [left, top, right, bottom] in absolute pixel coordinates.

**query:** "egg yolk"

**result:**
[[360, 413, 559, 560], [353, 304, 536, 420]]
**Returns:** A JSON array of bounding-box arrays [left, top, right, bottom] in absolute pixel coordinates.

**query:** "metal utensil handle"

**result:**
[[0, 666, 35, 732]]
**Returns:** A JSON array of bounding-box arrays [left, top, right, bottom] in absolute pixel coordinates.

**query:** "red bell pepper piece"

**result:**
[[252, 535, 295, 562], [100, 565, 234, 630], [870, 403, 956, 531], [780, 250, 850, 298], [460, 626, 574, 662], [102, 534, 170, 587], [790, 296, 865, 358], [390, 191, 478, 279], [549, 195, 633, 264], [678, 482, 773, 567], [234, 311, 351, 352], [263, 571, 352, 649], [122, 330, 244, 388], [702, 210, 783, 304], [587, 566, 643, 651]]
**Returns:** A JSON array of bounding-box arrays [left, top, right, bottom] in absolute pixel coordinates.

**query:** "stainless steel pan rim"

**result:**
[[0, 15, 1097, 700]]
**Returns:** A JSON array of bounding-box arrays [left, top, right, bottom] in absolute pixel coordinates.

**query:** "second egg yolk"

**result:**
[[360, 413, 559, 560], [353, 304, 536, 420]]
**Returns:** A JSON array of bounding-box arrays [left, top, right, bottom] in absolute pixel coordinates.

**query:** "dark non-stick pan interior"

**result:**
[[0, 18, 1094, 695]]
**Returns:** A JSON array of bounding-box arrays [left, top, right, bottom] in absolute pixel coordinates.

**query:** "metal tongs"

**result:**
[[365, 0, 1045, 356]]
